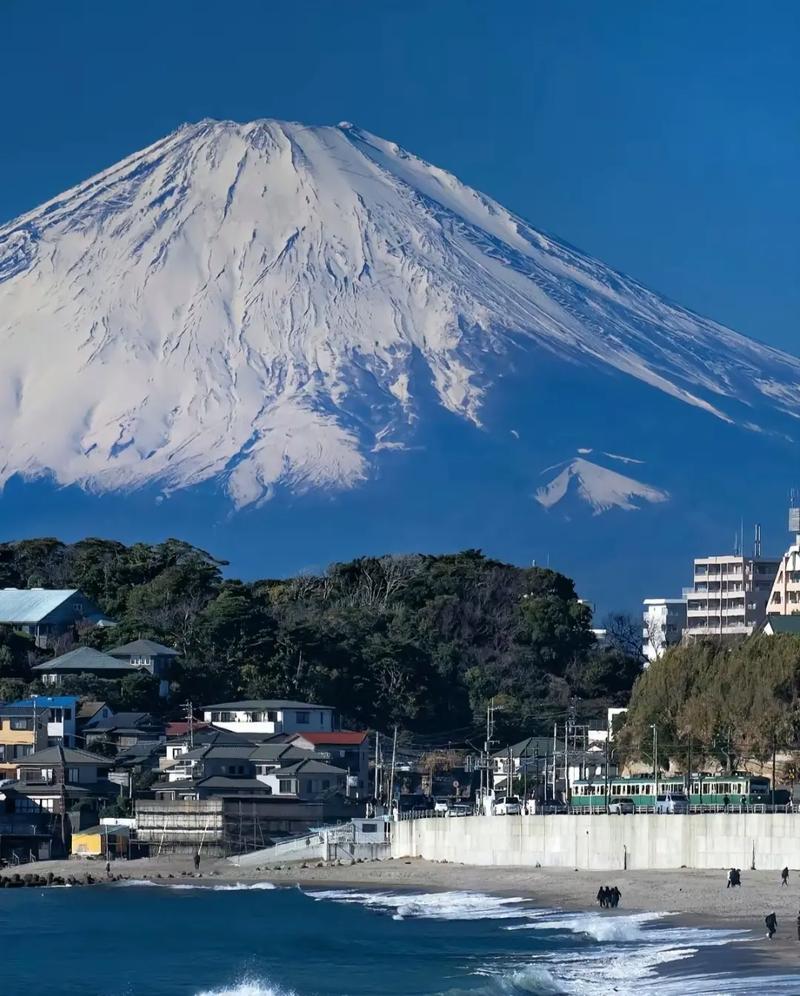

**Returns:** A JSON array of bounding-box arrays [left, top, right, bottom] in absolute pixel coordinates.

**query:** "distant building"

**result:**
[[83, 712, 164, 750], [107, 639, 179, 698], [766, 506, 800, 616], [763, 615, 800, 636], [201, 700, 336, 736], [262, 758, 348, 800], [0, 588, 110, 647], [288, 732, 369, 796], [642, 598, 687, 662], [13, 696, 78, 747], [31, 647, 141, 687], [683, 554, 779, 642], [0, 703, 50, 778]]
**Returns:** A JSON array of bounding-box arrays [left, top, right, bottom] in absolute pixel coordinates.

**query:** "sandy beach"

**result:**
[[5, 854, 800, 970]]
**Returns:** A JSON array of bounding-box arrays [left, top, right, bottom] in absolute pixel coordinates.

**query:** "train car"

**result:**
[[570, 773, 771, 810]]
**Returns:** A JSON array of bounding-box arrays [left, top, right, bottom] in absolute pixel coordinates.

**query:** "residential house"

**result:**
[[0, 703, 50, 779], [31, 646, 141, 686], [250, 742, 325, 783], [166, 744, 257, 783], [7, 746, 117, 842], [288, 731, 369, 796], [107, 639, 179, 698], [84, 712, 164, 751], [263, 759, 347, 800], [201, 700, 336, 736], [77, 700, 114, 734], [13, 695, 78, 747], [0, 588, 110, 647]]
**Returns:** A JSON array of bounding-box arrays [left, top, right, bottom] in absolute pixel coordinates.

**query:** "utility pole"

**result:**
[[373, 731, 380, 802], [604, 712, 611, 814], [182, 699, 194, 749], [388, 725, 398, 814], [651, 724, 658, 802], [483, 699, 496, 813]]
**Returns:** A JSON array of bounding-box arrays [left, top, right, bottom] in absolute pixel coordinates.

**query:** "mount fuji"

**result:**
[[0, 118, 798, 608]]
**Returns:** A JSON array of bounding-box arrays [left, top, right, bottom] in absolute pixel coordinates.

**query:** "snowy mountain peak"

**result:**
[[1, 117, 800, 508], [535, 455, 669, 515]]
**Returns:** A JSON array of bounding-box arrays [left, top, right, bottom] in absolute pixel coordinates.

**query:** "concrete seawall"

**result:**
[[391, 814, 800, 871]]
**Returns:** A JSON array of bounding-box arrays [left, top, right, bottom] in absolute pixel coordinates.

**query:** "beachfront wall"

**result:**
[[391, 814, 800, 871]]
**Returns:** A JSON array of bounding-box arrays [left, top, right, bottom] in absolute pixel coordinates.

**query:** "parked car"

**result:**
[[446, 803, 472, 817], [433, 797, 451, 815], [608, 797, 635, 815], [655, 792, 689, 814], [494, 795, 522, 815]]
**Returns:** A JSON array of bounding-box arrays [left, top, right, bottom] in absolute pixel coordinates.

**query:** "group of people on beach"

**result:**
[[596, 885, 621, 909], [725, 867, 742, 888]]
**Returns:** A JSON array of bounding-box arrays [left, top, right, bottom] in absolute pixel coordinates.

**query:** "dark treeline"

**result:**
[[0, 539, 641, 738]]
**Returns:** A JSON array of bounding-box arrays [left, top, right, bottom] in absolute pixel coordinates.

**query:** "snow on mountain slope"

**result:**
[[535, 454, 669, 514], [0, 117, 799, 507]]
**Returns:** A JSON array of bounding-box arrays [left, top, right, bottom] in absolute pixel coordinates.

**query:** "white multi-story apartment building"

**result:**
[[684, 554, 779, 641], [201, 699, 336, 736], [642, 598, 687, 662], [766, 508, 800, 616]]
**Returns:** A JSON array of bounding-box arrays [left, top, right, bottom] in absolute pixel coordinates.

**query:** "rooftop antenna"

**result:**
[[754, 523, 762, 559]]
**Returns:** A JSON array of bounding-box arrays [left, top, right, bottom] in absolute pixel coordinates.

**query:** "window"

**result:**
[[295, 711, 310, 724], [12, 744, 33, 759], [267, 711, 277, 722], [361, 823, 378, 834], [278, 779, 293, 793], [11, 718, 31, 731]]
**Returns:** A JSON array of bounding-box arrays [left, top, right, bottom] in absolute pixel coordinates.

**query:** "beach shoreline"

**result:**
[[5, 855, 800, 973]]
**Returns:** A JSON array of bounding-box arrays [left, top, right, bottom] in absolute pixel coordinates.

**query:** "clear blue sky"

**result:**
[[1, 0, 797, 351]]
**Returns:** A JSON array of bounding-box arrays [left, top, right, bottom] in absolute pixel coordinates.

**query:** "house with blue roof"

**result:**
[[0, 587, 112, 647], [13, 695, 79, 747]]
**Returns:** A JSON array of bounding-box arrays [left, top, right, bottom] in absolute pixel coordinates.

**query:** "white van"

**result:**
[[655, 792, 689, 814]]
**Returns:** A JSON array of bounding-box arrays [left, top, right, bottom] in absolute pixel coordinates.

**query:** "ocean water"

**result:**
[[1, 881, 798, 995]]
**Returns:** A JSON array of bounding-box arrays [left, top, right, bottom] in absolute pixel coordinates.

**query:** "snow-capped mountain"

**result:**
[[535, 452, 669, 515], [1, 118, 800, 508], [1, 118, 798, 607]]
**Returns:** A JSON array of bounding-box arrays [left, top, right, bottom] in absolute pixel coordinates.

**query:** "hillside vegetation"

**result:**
[[619, 637, 800, 769], [0, 539, 640, 738]]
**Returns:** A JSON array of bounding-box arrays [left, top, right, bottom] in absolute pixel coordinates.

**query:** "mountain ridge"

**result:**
[[0, 117, 798, 608]]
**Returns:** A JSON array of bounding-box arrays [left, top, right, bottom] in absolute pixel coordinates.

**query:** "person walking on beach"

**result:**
[[193, 851, 200, 872], [765, 912, 778, 939], [596, 886, 606, 908], [781, 866, 789, 887], [611, 886, 621, 908], [727, 868, 734, 888]]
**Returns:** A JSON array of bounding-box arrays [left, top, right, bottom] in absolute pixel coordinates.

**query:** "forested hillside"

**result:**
[[0, 539, 640, 738]]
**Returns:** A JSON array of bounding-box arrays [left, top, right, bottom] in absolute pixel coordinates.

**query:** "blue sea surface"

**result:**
[[2, 882, 798, 995]]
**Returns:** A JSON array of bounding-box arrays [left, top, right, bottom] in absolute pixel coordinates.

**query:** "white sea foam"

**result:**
[[114, 878, 275, 891], [196, 978, 295, 996], [305, 888, 535, 921]]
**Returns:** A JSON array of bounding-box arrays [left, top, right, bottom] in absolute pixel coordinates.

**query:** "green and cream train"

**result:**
[[571, 773, 771, 810]]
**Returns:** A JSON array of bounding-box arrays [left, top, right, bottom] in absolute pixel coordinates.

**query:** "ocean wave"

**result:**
[[196, 977, 296, 996], [113, 879, 275, 891], [305, 888, 539, 921]]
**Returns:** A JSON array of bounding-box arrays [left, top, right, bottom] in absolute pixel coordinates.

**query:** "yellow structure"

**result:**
[[71, 824, 130, 858], [0, 704, 50, 780]]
